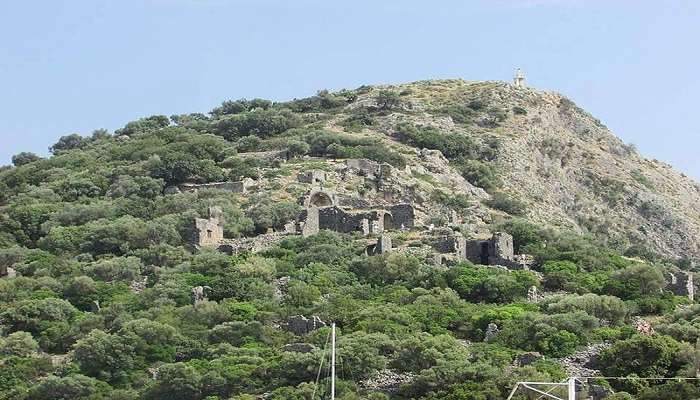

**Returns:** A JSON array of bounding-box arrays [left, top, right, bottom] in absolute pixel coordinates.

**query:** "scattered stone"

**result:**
[[192, 285, 211, 304], [484, 323, 499, 342], [130, 276, 148, 293], [634, 317, 654, 335], [273, 276, 291, 301], [286, 315, 327, 335], [557, 342, 611, 377], [360, 369, 415, 393], [514, 352, 544, 367], [282, 343, 316, 353]]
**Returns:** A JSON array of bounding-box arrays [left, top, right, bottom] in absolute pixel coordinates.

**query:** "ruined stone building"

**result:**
[[192, 206, 225, 248], [664, 270, 695, 301], [427, 229, 532, 269], [294, 185, 414, 238]]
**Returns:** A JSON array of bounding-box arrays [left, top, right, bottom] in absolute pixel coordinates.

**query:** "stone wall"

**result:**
[[318, 206, 367, 233], [297, 170, 326, 185], [489, 232, 515, 263], [176, 180, 252, 194], [346, 158, 381, 177], [237, 149, 289, 164], [218, 233, 289, 255], [301, 207, 320, 237], [464, 232, 530, 269]]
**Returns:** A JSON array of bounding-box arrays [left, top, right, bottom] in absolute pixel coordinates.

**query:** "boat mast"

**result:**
[[331, 323, 336, 400]]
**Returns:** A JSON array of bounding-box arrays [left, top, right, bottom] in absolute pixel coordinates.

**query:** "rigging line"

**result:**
[[535, 379, 569, 400], [580, 376, 700, 380], [312, 330, 332, 400]]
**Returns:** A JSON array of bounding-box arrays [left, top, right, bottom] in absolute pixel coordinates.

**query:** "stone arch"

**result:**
[[309, 192, 333, 207]]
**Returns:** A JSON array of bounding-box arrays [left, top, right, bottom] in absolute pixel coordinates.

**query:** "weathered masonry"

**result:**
[[192, 206, 225, 248]]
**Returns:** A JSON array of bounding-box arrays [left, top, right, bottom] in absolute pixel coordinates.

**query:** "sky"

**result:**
[[1, 0, 698, 178]]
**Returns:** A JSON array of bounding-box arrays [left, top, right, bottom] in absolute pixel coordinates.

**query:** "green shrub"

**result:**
[[458, 159, 500, 191], [485, 192, 526, 215], [375, 90, 401, 111], [395, 123, 477, 159]]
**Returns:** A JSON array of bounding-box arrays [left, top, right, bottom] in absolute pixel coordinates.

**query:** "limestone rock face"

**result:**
[[342, 80, 700, 260]]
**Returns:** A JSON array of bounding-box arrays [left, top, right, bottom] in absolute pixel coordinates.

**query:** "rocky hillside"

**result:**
[[3, 79, 700, 400], [284, 79, 700, 260]]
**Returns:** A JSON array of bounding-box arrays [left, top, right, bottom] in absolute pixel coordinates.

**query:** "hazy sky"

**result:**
[[1, 1, 698, 178]]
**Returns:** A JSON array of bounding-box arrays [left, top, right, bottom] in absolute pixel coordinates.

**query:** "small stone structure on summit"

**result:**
[[513, 68, 525, 87]]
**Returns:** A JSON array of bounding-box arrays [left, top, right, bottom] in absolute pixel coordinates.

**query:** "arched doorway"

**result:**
[[479, 242, 490, 265], [309, 192, 333, 207]]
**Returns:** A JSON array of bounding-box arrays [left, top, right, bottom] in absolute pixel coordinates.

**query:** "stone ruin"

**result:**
[[664, 270, 695, 301], [464, 232, 532, 269], [297, 170, 326, 185], [192, 206, 225, 248], [285, 315, 326, 336], [365, 234, 393, 256], [184, 158, 535, 274], [165, 178, 256, 195], [290, 185, 415, 239], [192, 285, 211, 305], [484, 323, 500, 342], [427, 230, 532, 269], [237, 149, 289, 165]]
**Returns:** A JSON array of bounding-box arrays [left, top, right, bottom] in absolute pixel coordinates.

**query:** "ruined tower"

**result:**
[[193, 206, 225, 248]]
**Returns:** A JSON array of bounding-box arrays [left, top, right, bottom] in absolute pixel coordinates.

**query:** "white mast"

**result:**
[[331, 323, 336, 400]]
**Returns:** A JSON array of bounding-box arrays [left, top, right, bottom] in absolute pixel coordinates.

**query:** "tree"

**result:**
[[146, 363, 202, 400], [73, 329, 135, 382], [0, 331, 39, 356], [49, 134, 86, 154], [246, 200, 301, 233], [11, 152, 41, 166], [606, 263, 665, 299], [375, 90, 401, 111], [27, 374, 108, 400], [599, 334, 686, 378]]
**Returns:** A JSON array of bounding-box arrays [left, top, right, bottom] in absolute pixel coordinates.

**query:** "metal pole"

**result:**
[[331, 323, 336, 400], [567, 377, 576, 400]]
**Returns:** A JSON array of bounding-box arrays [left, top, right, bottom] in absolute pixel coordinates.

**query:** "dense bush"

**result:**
[[485, 192, 526, 216], [395, 123, 476, 159]]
